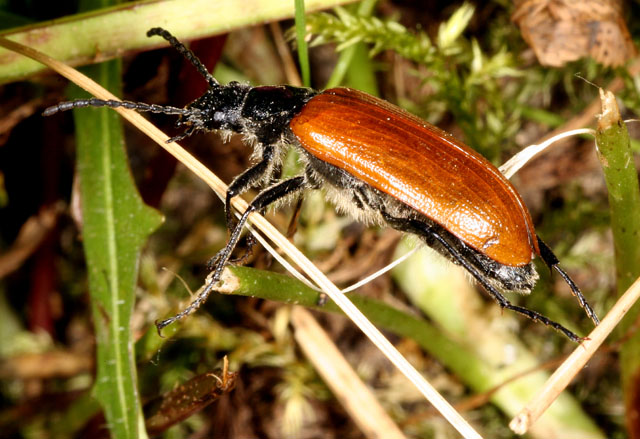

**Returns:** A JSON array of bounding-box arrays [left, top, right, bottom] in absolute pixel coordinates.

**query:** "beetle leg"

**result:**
[[217, 175, 306, 281], [537, 237, 599, 326], [167, 125, 198, 143], [381, 213, 582, 342], [157, 176, 307, 332], [204, 145, 277, 270], [224, 145, 275, 231], [489, 300, 581, 342]]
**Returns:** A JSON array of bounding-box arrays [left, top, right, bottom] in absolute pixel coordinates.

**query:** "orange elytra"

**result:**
[[290, 87, 539, 267]]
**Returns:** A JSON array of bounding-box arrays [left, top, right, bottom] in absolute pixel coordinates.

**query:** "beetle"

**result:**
[[44, 27, 599, 341]]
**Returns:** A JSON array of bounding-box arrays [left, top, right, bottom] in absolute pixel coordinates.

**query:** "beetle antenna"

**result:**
[[155, 276, 218, 333], [147, 27, 219, 89], [42, 98, 198, 117], [43, 98, 204, 143], [537, 237, 599, 326]]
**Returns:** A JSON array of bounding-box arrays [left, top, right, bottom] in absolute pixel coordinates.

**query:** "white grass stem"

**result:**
[[499, 128, 595, 179]]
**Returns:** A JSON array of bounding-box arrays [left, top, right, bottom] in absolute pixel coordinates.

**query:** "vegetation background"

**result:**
[[0, 0, 639, 438]]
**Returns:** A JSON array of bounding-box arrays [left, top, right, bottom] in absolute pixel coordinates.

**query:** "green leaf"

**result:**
[[71, 60, 162, 439]]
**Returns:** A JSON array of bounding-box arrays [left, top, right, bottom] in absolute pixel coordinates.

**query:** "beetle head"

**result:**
[[175, 82, 251, 138]]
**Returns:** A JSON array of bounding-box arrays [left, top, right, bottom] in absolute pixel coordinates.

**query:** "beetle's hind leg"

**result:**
[[537, 237, 599, 326], [381, 212, 582, 342], [156, 175, 307, 332]]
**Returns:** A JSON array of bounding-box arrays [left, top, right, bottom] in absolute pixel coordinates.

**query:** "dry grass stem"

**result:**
[[499, 128, 595, 179], [510, 275, 640, 435], [291, 307, 406, 439]]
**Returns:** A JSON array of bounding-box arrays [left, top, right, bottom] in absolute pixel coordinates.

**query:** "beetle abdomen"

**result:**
[[290, 87, 539, 267]]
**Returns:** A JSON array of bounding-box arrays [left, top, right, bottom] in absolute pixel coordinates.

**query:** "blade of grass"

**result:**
[[596, 90, 640, 295], [71, 58, 162, 438], [294, 0, 310, 87], [0, 0, 356, 84]]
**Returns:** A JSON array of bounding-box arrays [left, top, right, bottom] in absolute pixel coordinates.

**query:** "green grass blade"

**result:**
[[596, 91, 640, 293], [294, 0, 310, 87], [71, 60, 162, 439]]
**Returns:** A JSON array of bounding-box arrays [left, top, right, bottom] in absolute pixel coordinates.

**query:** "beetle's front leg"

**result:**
[[224, 144, 275, 230], [158, 175, 307, 332], [206, 144, 276, 270], [212, 175, 306, 279]]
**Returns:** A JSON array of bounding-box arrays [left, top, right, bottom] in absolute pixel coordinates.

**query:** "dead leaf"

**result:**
[[512, 0, 636, 67], [145, 364, 238, 435]]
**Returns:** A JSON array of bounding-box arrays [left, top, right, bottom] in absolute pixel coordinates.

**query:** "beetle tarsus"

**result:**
[[229, 235, 257, 265], [167, 125, 197, 143], [206, 250, 224, 272], [155, 277, 219, 334], [498, 302, 580, 342]]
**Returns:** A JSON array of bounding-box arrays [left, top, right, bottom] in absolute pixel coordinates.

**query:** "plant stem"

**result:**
[[595, 89, 640, 438]]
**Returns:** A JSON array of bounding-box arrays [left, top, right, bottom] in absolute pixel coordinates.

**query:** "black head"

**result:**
[[177, 81, 251, 135]]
